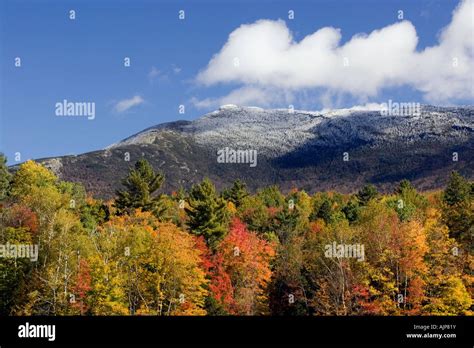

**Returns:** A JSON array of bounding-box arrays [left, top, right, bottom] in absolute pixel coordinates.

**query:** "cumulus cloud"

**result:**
[[191, 86, 293, 109], [195, 0, 473, 106], [114, 95, 144, 113]]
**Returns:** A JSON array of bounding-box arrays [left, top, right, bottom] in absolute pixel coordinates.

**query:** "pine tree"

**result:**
[[174, 186, 187, 202], [222, 179, 248, 207], [396, 179, 414, 194], [442, 171, 473, 244], [316, 199, 332, 223], [0, 153, 10, 200], [391, 179, 427, 222], [443, 171, 470, 206], [114, 159, 165, 216], [185, 178, 229, 249], [342, 199, 360, 223], [357, 184, 378, 206]]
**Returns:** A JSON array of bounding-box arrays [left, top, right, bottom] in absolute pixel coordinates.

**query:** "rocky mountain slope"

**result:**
[[35, 105, 474, 198]]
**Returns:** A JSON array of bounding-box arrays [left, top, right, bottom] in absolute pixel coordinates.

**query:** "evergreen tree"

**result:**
[[356, 184, 378, 206], [174, 186, 187, 202], [0, 153, 10, 200], [342, 199, 360, 223], [258, 186, 285, 207], [391, 179, 427, 222], [80, 198, 110, 230], [316, 199, 332, 223], [396, 179, 414, 194], [442, 171, 473, 245], [274, 205, 300, 243], [185, 178, 229, 249], [114, 159, 165, 216], [222, 179, 249, 207], [443, 171, 470, 206]]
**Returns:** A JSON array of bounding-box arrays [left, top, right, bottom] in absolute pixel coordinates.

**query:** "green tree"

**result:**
[[238, 195, 274, 239], [0, 153, 11, 200], [443, 171, 470, 206], [315, 199, 332, 223], [114, 159, 165, 216], [185, 178, 229, 249], [396, 179, 414, 194], [258, 186, 285, 208], [389, 179, 427, 222], [442, 171, 473, 245], [222, 179, 248, 207], [80, 198, 110, 230], [356, 184, 378, 206], [342, 199, 360, 223]]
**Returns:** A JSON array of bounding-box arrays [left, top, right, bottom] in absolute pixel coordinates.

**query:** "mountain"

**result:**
[[33, 105, 474, 198]]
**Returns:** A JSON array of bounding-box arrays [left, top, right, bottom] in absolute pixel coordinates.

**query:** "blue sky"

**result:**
[[0, 0, 471, 164]]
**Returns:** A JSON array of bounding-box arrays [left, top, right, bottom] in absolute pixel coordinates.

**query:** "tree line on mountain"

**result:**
[[0, 154, 472, 315]]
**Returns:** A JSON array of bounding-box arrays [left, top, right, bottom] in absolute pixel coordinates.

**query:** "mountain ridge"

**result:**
[[18, 104, 474, 198]]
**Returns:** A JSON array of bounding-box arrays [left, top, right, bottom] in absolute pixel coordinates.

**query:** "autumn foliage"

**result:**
[[210, 218, 275, 314], [0, 159, 472, 316]]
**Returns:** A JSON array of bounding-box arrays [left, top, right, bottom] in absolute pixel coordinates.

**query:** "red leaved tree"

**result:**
[[210, 218, 275, 315]]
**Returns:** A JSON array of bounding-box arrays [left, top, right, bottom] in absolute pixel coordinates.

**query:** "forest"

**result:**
[[0, 155, 472, 316]]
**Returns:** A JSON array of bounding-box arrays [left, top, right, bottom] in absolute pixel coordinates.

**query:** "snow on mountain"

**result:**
[[35, 104, 473, 198], [189, 106, 326, 156], [108, 105, 474, 156]]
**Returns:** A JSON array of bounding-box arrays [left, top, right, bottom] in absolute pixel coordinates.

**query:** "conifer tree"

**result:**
[[442, 171, 473, 244], [342, 199, 360, 223], [443, 171, 470, 206], [316, 199, 332, 223], [0, 153, 10, 200], [185, 178, 229, 249], [391, 179, 427, 221], [222, 179, 248, 207], [115, 159, 165, 216], [356, 184, 378, 206]]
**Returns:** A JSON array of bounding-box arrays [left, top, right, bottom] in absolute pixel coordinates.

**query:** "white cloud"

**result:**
[[148, 66, 161, 81], [196, 0, 473, 106], [318, 103, 384, 114], [114, 95, 144, 113], [412, 0, 474, 101], [191, 86, 292, 109]]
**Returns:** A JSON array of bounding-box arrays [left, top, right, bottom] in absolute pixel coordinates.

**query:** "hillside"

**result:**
[[32, 105, 474, 198]]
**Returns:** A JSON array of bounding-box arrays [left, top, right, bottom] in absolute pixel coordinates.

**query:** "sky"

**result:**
[[0, 0, 472, 164]]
